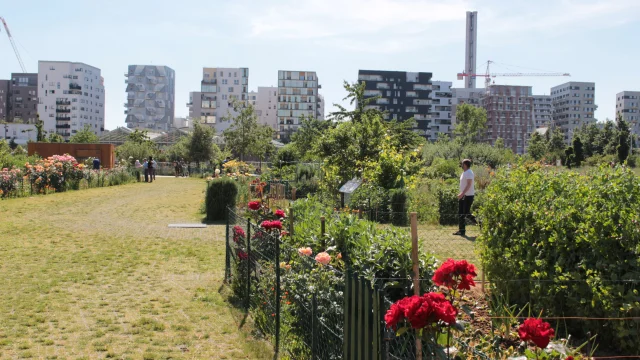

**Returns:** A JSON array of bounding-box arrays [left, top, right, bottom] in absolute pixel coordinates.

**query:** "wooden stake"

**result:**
[[410, 212, 422, 360]]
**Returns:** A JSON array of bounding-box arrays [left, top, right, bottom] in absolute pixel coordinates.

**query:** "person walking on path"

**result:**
[[454, 159, 475, 236], [143, 159, 149, 182], [147, 157, 154, 183], [151, 158, 157, 181], [134, 160, 142, 182]]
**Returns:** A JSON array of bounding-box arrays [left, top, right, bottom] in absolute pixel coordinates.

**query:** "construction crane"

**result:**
[[457, 60, 570, 89], [0, 17, 27, 72]]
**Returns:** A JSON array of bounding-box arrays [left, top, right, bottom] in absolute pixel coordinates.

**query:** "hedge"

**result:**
[[478, 163, 640, 353], [205, 178, 239, 221]]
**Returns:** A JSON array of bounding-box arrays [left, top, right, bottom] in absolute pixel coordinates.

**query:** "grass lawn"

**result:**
[[0, 177, 273, 359], [418, 224, 481, 265]]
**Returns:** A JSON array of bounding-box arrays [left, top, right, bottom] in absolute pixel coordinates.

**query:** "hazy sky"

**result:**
[[2, 0, 640, 130]]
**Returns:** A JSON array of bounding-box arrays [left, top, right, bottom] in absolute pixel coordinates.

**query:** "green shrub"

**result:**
[[295, 177, 319, 199], [296, 164, 318, 181], [437, 181, 458, 225], [478, 164, 640, 353], [425, 158, 459, 179], [389, 188, 408, 226], [205, 178, 239, 221], [349, 184, 390, 223], [274, 144, 298, 168], [408, 178, 439, 224]]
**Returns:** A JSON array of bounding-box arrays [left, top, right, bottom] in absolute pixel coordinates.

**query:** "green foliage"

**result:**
[[274, 144, 298, 168], [547, 127, 566, 162], [223, 100, 273, 161], [205, 178, 239, 221], [422, 139, 514, 169], [616, 115, 631, 164], [564, 146, 575, 169], [115, 141, 156, 164], [436, 181, 459, 225], [35, 115, 45, 142], [453, 104, 487, 145], [389, 188, 408, 226], [47, 133, 64, 143], [69, 124, 99, 143], [572, 136, 584, 167], [329, 81, 381, 124], [0, 140, 40, 170], [527, 132, 546, 161], [599, 120, 618, 155], [290, 116, 330, 160], [478, 164, 640, 353], [494, 137, 505, 149], [164, 136, 190, 162], [574, 123, 602, 157], [349, 183, 390, 222], [407, 178, 439, 224], [189, 121, 215, 165], [425, 158, 459, 180]]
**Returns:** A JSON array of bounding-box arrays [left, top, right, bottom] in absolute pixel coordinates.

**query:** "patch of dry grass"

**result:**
[[0, 177, 273, 359]]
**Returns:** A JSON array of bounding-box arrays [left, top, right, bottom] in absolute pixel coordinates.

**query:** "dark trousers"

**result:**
[[458, 195, 474, 234], [144, 169, 149, 182]]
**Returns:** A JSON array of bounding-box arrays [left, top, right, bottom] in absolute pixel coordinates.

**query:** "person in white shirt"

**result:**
[[455, 159, 475, 236]]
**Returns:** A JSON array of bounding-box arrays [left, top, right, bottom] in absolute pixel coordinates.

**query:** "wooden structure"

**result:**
[[28, 143, 116, 168]]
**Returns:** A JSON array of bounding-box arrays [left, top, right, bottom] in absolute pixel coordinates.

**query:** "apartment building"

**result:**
[[451, 87, 485, 130], [532, 95, 553, 128], [125, 65, 175, 131], [38, 61, 105, 140], [551, 82, 597, 143], [253, 87, 278, 132], [318, 94, 325, 120], [615, 91, 640, 136], [8, 73, 39, 124], [482, 85, 534, 154], [277, 70, 322, 142], [358, 69, 433, 133], [0, 80, 8, 123], [428, 81, 453, 141], [187, 67, 249, 133]]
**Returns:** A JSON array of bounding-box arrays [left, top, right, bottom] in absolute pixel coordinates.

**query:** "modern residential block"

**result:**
[[451, 87, 485, 130], [253, 87, 278, 132], [277, 70, 322, 142], [482, 85, 534, 154], [465, 11, 478, 89], [38, 61, 105, 140], [358, 69, 433, 133], [428, 81, 453, 141], [187, 67, 249, 133], [0, 80, 8, 123], [551, 81, 597, 143], [125, 65, 175, 131], [532, 95, 553, 128], [615, 91, 640, 136], [8, 73, 38, 124]]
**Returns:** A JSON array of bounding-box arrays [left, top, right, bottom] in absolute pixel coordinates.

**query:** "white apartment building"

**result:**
[[551, 82, 597, 143], [125, 65, 175, 131], [532, 95, 553, 128], [428, 81, 453, 141], [277, 70, 322, 142], [451, 87, 485, 129], [318, 94, 325, 120], [187, 67, 249, 133], [38, 61, 105, 140], [253, 87, 278, 132], [616, 91, 640, 136]]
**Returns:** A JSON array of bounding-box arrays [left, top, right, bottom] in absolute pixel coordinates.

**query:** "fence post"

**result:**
[[275, 229, 281, 355], [410, 212, 422, 360], [289, 208, 294, 238], [320, 216, 325, 236], [311, 292, 317, 359], [246, 218, 251, 310], [292, 187, 296, 201], [225, 207, 230, 283]]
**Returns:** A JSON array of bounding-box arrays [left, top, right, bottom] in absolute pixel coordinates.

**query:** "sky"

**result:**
[[2, 0, 640, 131]]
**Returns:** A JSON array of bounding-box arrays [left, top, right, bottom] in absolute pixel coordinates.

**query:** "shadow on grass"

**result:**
[[219, 282, 250, 330], [201, 217, 226, 225]]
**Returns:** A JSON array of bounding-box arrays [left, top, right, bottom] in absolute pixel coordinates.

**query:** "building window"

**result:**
[[228, 87, 234, 93]]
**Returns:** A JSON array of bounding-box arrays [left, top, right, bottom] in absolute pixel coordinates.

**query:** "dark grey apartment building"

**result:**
[[8, 73, 39, 124], [357, 70, 433, 132]]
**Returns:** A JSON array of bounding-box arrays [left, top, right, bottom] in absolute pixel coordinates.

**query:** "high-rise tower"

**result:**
[[465, 11, 478, 89]]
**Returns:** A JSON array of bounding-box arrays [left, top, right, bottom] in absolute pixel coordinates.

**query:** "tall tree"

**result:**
[[572, 136, 584, 167], [574, 123, 601, 157], [547, 127, 566, 162], [388, 118, 425, 150], [527, 132, 546, 161], [565, 146, 575, 169], [249, 125, 275, 166], [69, 124, 99, 143], [598, 120, 617, 155], [35, 115, 45, 142], [329, 81, 382, 123], [453, 104, 487, 145], [223, 100, 273, 161], [290, 115, 331, 160], [616, 114, 631, 164], [494, 137, 505, 149], [189, 120, 215, 166]]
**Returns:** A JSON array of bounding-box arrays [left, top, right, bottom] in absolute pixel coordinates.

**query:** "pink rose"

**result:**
[[315, 252, 331, 265], [298, 247, 312, 257]]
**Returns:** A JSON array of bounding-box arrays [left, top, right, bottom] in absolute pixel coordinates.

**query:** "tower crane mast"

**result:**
[[0, 17, 27, 72]]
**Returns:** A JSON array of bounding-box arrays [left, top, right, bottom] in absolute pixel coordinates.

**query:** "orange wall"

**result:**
[[28, 143, 116, 168]]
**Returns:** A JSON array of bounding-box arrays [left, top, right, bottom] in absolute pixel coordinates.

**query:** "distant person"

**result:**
[[151, 158, 157, 180], [174, 160, 181, 177], [148, 156, 154, 183], [454, 159, 475, 237], [135, 160, 143, 182], [143, 159, 149, 182], [93, 158, 100, 170]]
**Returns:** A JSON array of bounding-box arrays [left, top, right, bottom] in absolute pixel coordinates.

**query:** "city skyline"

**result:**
[[1, 0, 640, 131]]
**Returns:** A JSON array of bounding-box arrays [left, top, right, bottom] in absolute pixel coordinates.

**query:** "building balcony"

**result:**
[[56, 108, 71, 113], [56, 100, 71, 105], [57, 132, 71, 137], [69, 83, 81, 90], [376, 83, 390, 90], [186, 102, 193, 106], [55, 116, 71, 121], [56, 124, 71, 129]]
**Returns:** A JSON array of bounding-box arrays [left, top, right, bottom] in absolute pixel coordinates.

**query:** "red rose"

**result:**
[[385, 297, 410, 329], [518, 318, 555, 349], [275, 209, 285, 218], [237, 250, 248, 260], [565, 357, 574, 360], [270, 220, 282, 230], [260, 220, 272, 230], [248, 201, 261, 210], [432, 258, 477, 290]]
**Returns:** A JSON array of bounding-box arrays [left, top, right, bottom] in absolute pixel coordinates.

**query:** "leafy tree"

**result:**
[[35, 115, 46, 142], [12, 144, 26, 155], [453, 103, 487, 145], [47, 133, 64, 143], [565, 146, 575, 169], [116, 141, 156, 163], [69, 124, 99, 143], [290, 116, 331, 160], [572, 136, 584, 167], [249, 125, 275, 165], [616, 115, 631, 164], [527, 132, 546, 161], [547, 127, 566, 162], [329, 81, 382, 123], [494, 137, 505, 149], [8, 138, 17, 150], [128, 129, 153, 145], [165, 136, 191, 162], [189, 120, 215, 166], [223, 100, 273, 161], [388, 118, 425, 151], [274, 144, 298, 168], [574, 123, 601, 157], [598, 120, 617, 155]]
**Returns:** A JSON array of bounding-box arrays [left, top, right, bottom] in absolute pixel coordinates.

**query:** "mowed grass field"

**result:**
[[0, 178, 272, 359]]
